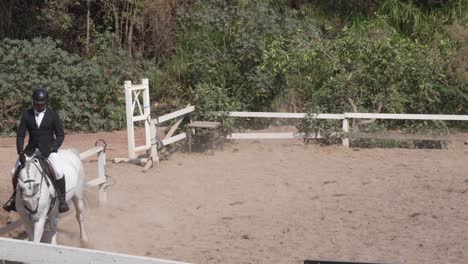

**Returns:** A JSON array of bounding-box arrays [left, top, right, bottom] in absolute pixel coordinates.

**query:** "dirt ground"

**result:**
[[0, 130, 467, 264]]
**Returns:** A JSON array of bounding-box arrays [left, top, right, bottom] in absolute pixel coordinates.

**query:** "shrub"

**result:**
[[0, 37, 154, 134], [259, 19, 465, 117]]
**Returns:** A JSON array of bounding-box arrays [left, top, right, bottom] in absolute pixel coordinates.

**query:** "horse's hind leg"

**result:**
[[72, 195, 88, 246]]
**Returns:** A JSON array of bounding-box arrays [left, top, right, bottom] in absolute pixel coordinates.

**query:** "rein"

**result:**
[[20, 158, 55, 215]]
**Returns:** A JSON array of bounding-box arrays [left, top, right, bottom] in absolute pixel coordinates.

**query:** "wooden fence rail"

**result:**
[[222, 111, 468, 147], [122, 78, 468, 159], [148, 105, 195, 170], [120, 79, 195, 171], [0, 237, 191, 264]]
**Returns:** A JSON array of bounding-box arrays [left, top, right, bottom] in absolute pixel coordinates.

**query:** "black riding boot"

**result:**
[[57, 177, 69, 213], [3, 173, 19, 212]]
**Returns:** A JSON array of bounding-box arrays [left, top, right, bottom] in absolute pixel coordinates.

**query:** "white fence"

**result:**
[[121, 79, 468, 162], [148, 104, 195, 167], [225, 112, 343, 141], [0, 237, 191, 264], [0, 142, 108, 237], [124, 79, 151, 160], [80, 139, 108, 204], [224, 111, 468, 147], [117, 79, 195, 171]]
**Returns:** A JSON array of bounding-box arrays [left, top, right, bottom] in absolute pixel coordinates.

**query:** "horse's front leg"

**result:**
[[31, 217, 47, 243], [48, 212, 58, 245], [22, 220, 34, 241]]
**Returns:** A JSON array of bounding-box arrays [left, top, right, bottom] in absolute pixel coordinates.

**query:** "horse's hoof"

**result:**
[[80, 233, 90, 248], [80, 239, 91, 248]]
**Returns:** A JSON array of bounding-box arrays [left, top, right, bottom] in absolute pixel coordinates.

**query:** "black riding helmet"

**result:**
[[32, 87, 48, 104]]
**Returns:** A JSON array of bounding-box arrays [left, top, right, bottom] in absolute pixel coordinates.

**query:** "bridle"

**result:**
[[18, 158, 54, 215]]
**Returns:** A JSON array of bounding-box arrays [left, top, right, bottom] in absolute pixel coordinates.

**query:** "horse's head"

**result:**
[[17, 150, 46, 214]]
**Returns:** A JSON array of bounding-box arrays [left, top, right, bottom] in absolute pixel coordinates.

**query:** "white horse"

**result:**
[[15, 149, 88, 245]]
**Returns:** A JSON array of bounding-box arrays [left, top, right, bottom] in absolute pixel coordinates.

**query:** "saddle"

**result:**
[[38, 158, 61, 196]]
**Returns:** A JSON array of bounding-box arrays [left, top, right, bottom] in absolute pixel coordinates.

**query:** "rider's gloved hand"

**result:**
[[19, 152, 26, 166]]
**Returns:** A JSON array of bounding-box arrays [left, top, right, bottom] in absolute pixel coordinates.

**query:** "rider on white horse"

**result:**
[[3, 87, 69, 213]]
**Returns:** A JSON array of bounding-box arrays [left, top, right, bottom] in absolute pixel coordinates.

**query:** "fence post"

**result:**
[[124, 80, 135, 159], [142, 78, 152, 158], [97, 149, 107, 204], [150, 119, 159, 167], [342, 115, 350, 148]]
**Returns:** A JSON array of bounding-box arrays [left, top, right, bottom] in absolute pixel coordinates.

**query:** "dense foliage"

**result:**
[[0, 37, 153, 134], [0, 0, 466, 134], [163, 1, 466, 119]]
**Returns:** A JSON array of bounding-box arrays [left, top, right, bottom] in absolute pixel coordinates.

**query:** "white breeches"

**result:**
[[12, 152, 64, 180]]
